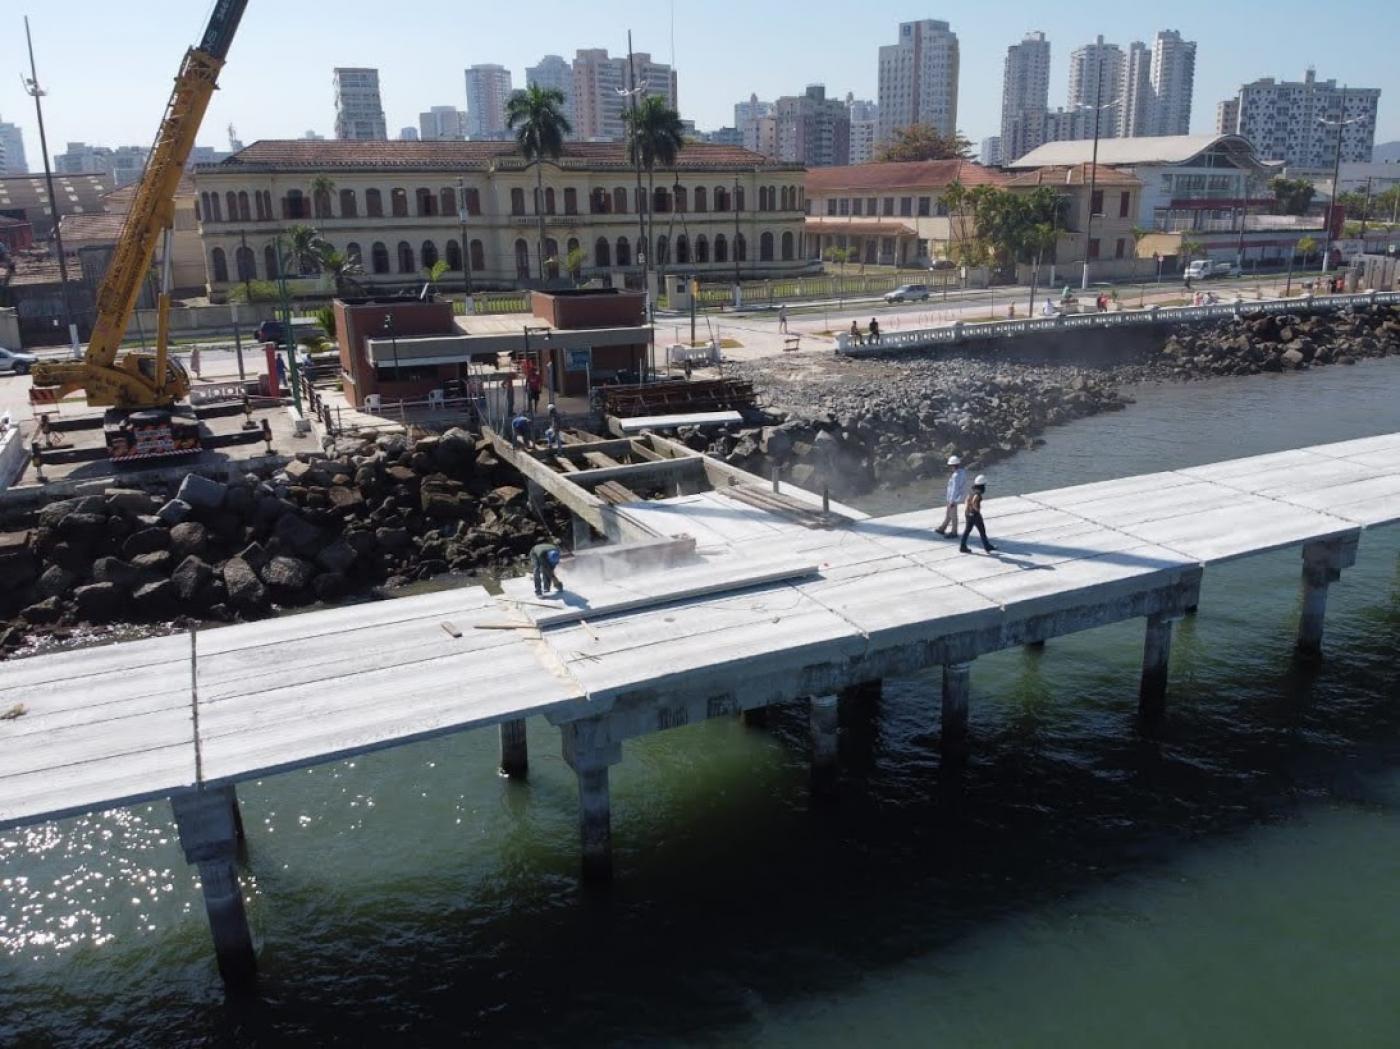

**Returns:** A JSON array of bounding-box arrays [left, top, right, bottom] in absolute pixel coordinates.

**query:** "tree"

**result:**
[[283, 223, 329, 276], [316, 245, 363, 296], [1179, 235, 1204, 267], [1130, 226, 1151, 281], [1024, 222, 1058, 313], [823, 245, 855, 274], [940, 180, 986, 267], [624, 94, 686, 271], [505, 84, 572, 281], [227, 279, 280, 303], [876, 124, 973, 163], [310, 175, 336, 219], [421, 258, 450, 297], [1296, 235, 1318, 266], [1270, 176, 1316, 216], [565, 244, 587, 285]]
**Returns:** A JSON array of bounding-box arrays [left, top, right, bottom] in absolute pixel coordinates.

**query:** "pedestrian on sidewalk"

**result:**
[[531, 542, 565, 596], [189, 345, 202, 378], [778, 304, 789, 332], [960, 475, 997, 554], [868, 317, 881, 344], [935, 455, 968, 536]]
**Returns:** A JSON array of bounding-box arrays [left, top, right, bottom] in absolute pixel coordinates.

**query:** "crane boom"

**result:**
[[30, 0, 248, 409]]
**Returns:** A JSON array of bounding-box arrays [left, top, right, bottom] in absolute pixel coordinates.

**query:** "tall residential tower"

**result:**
[[333, 68, 387, 141], [1000, 31, 1051, 164], [464, 64, 514, 139], [877, 19, 960, 143]]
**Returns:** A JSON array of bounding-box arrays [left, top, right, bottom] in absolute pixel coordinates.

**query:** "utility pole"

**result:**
[[22, 16, 79, 355], [1359, 176, 1373, 239], [457, 175, 474, 300], [1078, 76, 1119, 291], [623, 33, 649, 309], [1318, 87, 1361, 276], [274, 235, 302, 413]]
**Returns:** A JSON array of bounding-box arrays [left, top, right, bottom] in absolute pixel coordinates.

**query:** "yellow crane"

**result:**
[[29, 0, 248, 458]]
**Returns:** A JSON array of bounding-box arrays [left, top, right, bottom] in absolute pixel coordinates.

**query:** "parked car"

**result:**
[[884, 283, 931, 303], [0, 347, 37, 376], [254, 319, 288, 343], [929, 259, 956, 270]]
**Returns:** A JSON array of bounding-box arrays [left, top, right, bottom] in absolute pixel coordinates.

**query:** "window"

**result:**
[[281, 190, 305, 220], [613, 187, 628, 214], [882, 197, 894, 216], [564, 187, 578, 215], [674, 186, 687, 212], [511, 188, 526, 216], [446, 239, 462, 271], [198, 192, 209, 221], [421, 241, 438, 269], [695, 235, 708, 263], [851, 198, 863, 217], [714, 234, 728, 263], [734, 186, 745, 211], [616, 237, 630, 267], [1118, 191, 1131, 218], [918, 196, 930, 217], [234, 246, 255, 281], [675, 235, 689, 265], [463, 188, 481, 216], [366, 189, 383, 217], [768, 186, 777, 211], [653, 187, 671, 213], [544, 238, 559, 278], [900, 197, 912, 217], [515, 239, 531, 279], [371, 242, 389, 274], [544, 187, 556, 215], [208, 194, 223, 222], [715, 186, 729, 212], [591, 188, 609, 214], [314, 187, 332, 219], [1090, 189, 1104, 216], [867, 196, 877, 215], [595, 236, 611, 268], [470, 239, 485, 272], [1087, 238, 1100, 259], [416, 189, 437, 217], [781, 231, 794, 261], [226, 192, 239, 221], [735, 233, 747, 261], [238, 191, 251, 221], [397, 242, 415, 273], [264, 245, 278, 278], [936, 200, 949, 217], [440, 187, 456, 216], [759, 231, 774, 261], [391, 188, 408, 218], [1114, 238, 1125, 259], [340, 189, 358, 217], [694, 186, 707, 212], [838, 198, 850, 216], [211, 247, 228, 282], [655, 235, 669, 265], [826, 199, 838, 216], [346, 242, 362, 268]]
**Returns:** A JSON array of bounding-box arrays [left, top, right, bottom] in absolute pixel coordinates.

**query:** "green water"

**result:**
[[2, 360, 1399, 1047]]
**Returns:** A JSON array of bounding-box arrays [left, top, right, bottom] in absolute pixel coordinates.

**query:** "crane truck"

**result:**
[[28, 0, 249, 461]]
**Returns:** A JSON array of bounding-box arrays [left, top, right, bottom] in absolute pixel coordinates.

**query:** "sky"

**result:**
[[1, 0, 1397, 166]]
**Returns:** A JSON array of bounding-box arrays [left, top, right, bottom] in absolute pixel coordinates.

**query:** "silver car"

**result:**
[[884, 283, 930, 303], [0, 347, 38, 376]]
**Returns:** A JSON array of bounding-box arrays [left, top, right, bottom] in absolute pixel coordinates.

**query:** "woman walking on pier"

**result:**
[[960, 475, 997, 554]]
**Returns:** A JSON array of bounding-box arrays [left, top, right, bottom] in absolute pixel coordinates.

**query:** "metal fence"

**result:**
[[687, 271, 949, 309], [836, 290, 1400, 355]]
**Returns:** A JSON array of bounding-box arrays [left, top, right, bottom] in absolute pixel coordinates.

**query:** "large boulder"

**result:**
[[92, 556, 143, 589], [57, 512, 107, 544], [222, 557, 268, 612], [157, 499, 192, 525], [37, 496, 105, 530], [374, 526, 411, 552], [20, 596, 64, 625], [131, 550, 173, 575], [259, 555, 315, 591], [73, 582, 123, 622], [326, 485, 365, 515], [316, 539, 358, 574], [104, 488, 159, 517], [421, 475, 471, 519], [131, 579, 177, 618], [122, 526, 170, 558], [273, 512, 323, 557], [169, 521, 209, 559], [433, 427, 478, 475], [0, 532, 39, 592], [312, 572, 349, 602], [176, 473, 228, 511], [758, 426, 793, 459], [171, 555, 214, 602], [34, 565, 77, 600], [1281, 347, 1307, 369], [285, 459, 333, 487]]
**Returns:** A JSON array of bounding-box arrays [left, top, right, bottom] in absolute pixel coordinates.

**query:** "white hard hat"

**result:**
[[947, 455, 961, 466], [974, 474, 987, 485]]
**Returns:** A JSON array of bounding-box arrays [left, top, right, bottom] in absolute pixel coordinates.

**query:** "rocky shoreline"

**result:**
[[0, 429, 568, 659]]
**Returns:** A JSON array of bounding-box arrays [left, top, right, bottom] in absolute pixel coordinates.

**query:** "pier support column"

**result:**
[[171, 786, 256, 988], [561, 720, 623, 882], [498, 719, 529, 779], [1296, 535, 1359, 659], [941, 661, 972, 753], [838, 679, 882, 706], [1138, 614, 1176, 722], [809, 695, 839, 792]]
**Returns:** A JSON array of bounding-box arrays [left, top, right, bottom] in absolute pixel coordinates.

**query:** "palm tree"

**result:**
[[316, 244, 364, 297], [505, 85, 572, 281], [1024, 222, 1058, 314], [310, 175, 336, 219], [566, 244, 587, 285], [284, 223, 329, 276], [624, 95, 686, 270], [421, 258, 449, 298]]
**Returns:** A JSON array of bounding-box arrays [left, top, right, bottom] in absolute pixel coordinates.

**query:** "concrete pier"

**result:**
[[498, 719, 529, 779], [1296, 536, 1358, 658], [1138, 614, 1175, 722], [809, 695, 839, 790], [561, 721, 622, 882], [838, 680, 883, 706], [941, 662, 972, 752], [171, 786, 256, 987]]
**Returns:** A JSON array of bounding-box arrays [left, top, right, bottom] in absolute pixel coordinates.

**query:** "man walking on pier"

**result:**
[[531, 542, 564, 597], [960, 475, 997, 554], [935, 455, 968, 537]]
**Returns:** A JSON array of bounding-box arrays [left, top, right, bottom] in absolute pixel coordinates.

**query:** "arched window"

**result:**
[[371, 242, 390, 274], [397, 241, 415, 273], [675, 235, 690, 265], [366, 189, 384, 217], [760, 231, 774, 261], [714, 186, 728, 212], [209, 194, 223, 222], [637, 187, 647, 214], [463, 188, 481, 215], [566, 237, 581, 277], [314, 186, 332, 218], [616, 237, 630, 267], [674, 186, 688, 212], [440, 187, 456, 216], [695, 235, 708, 264], [545, 187, 556, 214], [768, 186, 777, 211], [735, 186, 746, 211], [515, 239, 531, 279], [781, 231, 794, 260], [591, 188, 609, 214], [264, 245, 279, 278], [446, 239, 462, 271], [655, 235, 669, 266], [694, 186, 707, 212], [391, 188, 409, 218], [511, 188, 526, 216], [421, 240, 438, 269], [235, 245, 255, 280], [564, 187, 578, 215], [736, 233, 747, 262], [198, 193, 209, 221], [594, 237, 612, 268], [613, 187, 628, 214], [340, 188, 358, 217], [544, 237, 559, 278], [237, 191, 251, 221], [282, 189, 304, 219], [346, 242, 362, 268], [714, 234, 728, 263], [260, 190, 273, 220], [470, 240, 484, 272], [415, 188, 436, 217], [226, 191, 239, 221], [653, 187, 671, 213], [211, 247, 229, 283]]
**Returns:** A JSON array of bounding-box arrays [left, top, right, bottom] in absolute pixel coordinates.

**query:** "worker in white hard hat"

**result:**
[[934, 454, 968, 537], [960, 474, 997, 554]]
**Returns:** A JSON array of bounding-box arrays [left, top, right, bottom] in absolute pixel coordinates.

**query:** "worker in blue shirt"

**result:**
[[531, 542, 564, 596]]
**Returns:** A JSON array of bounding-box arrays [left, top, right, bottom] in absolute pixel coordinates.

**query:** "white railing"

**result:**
[[0, 423, 29, 492], [837, 290, 1400, 355], [190, 382, 250, 405]]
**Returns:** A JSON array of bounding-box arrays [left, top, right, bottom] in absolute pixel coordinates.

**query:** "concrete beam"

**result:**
[[550, 438, 641, 460], [171, 786, 256, 988], [1296, 534, 1359, 659], [568, 456, 706, 490], [499, 719, 528, 778]]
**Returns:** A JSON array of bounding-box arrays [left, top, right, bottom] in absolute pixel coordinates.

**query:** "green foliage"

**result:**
[[1179, 235, 1204, 261], [297, 331, 328, 352], [1269, 177, 1316, 216], [625, 95, 686, 173], [314, 305, 336, 340], [506, 85, 572, 163], [1296, 235, 1318, 261], [876, 124, 973, 162], [283, 224, 330, 276], [228, 280, 280, 303], [565, 245, 587, 282]]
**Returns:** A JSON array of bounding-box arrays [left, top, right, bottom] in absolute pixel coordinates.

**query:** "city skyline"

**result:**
[[0, 0, 1396, 168]]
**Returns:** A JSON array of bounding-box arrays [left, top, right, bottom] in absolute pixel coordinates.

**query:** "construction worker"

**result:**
[[511, 411, 532, 447], [934, 455, 968, 537], [960, 475, 997, 555], [531, 541, 564, 596]]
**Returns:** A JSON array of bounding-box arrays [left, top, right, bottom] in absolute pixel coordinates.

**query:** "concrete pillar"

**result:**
[[838, 679, 882, 706], [561, 720, 623, 882], [809, 694, 839, 789], [171, 786, 256, 988], [1139, 614, 1174, 722], [498, 718, 529, 779], [571, 515, 594, 551], [1296, 535, 1357, 659], [941, 661, 972, 752]]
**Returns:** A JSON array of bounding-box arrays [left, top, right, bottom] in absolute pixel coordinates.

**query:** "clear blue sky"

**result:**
[[2, 0, 1396, 163]]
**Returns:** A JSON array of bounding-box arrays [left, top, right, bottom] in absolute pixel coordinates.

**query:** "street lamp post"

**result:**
[[457, 176, 474, 301], [274, 234, 302, 413], [1077, 91, 1120, 291], [1318, 88, 1362, 275], [382, 313, 400, 403]]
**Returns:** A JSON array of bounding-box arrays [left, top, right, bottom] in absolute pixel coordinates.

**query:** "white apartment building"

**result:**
[[570, 50, 677, 142], [980, 136, 1003, 167], [1215, 99, 1240, 136], [0, 117, 27, 176], [735, 94, 773, 129], [464, 64, 513, 140], [333, 68, 388, 141], [1119, 41, 1153, 137], [419, 106, 468, 141], [399, 128, 419, 141], [1067, 36, 1123, 137], [525, 55, 573, 125], [1000, 31, 1051, 164], [1149, 30, 1196, 136], [54, 143, 150, 187], [1229, 70, 1380, 167], [877, 19, 959, 143]]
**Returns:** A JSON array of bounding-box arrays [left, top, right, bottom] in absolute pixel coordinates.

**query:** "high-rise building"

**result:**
[[1041, 107, 1092, 144], [846, 95, 879, 164], [303, 130, 326, 141], [1000, 31, 1051, 163], [333, 68, 388, 141], [464, 64, 514, 140], [1215, 98, 1240, 135], [1119, 41, 1153, 137], [419, 106, 468, 141], [877, 19, 960, 143], [1148, 30, 1195, 135], [53, 142, 149, 186], [980, 136, 1004, 166], [1067, 35, 1123, 137], [570, 49, 677, 141], [0, 116, 28, 175], [703, 126, 744, 146], [525, 55, 574, 126], [771, 84, 849, 168], [735, 94, 773, 129], [745, 115, 779, 158], [1232, 70, 1380, 167], [399, 127, 419, 141]]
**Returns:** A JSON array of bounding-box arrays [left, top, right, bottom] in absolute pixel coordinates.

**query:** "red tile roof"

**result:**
[[804, 159, 1009, 195], [205, 139, 799, 174], [1003, 164, 1141, 188], [59, 212, 128, 242]]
